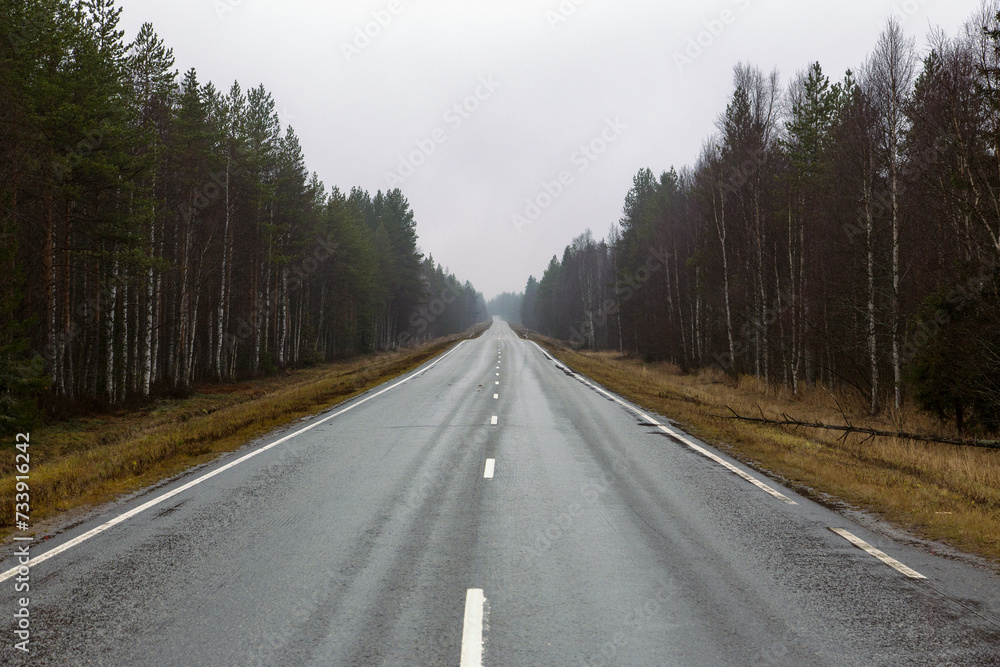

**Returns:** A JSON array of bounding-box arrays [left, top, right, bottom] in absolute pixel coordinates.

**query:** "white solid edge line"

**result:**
[[527, 341, 797, 506], [484, 459, 495, 479], [460, 588, 486, 667], [0, 341, 470, 584], [491, 416, 498, 425], [829, 528, 926, 579]]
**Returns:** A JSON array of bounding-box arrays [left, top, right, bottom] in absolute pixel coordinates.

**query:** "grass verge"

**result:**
[[2, 324, 490, 541], [528, 334, 1000, 565]]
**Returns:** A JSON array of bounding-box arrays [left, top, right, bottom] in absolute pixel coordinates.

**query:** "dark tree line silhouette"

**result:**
[[0, 0, 484, 424], [520, 10, 1000, 432]]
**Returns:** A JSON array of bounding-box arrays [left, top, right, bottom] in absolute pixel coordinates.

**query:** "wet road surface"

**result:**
[[3, 319, 1000, 665]]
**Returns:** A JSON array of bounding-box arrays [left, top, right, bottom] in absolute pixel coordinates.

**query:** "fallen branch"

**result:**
[[719, 407, 1000, 450]]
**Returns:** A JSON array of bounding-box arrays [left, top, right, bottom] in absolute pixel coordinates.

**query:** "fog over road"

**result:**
[[3, 319, 1000, 665]]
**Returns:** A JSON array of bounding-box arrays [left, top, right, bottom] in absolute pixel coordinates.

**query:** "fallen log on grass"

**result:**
[[720, 407, 1000, 450]]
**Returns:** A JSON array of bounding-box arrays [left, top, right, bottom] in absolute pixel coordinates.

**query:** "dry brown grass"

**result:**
[[536, 338, 1000, 564], [1, 327, 488, 539]]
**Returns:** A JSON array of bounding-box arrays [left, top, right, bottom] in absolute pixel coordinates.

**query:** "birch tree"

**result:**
[[864, 18, 917, 411]]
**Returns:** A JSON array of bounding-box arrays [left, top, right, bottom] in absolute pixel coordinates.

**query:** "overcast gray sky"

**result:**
[[117, 0, 984, 299]]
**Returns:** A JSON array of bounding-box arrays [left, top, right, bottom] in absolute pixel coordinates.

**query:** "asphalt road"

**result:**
[[3, 319, 1000, 665]]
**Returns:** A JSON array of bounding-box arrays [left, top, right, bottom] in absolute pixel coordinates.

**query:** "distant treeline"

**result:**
[[521, 10, 1000, 432], [0, 0, 484, 424], [485, 292, 523, 324]]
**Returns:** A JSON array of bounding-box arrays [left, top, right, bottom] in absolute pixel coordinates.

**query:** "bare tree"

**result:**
[[700, 140, 737, 370], [864, 18, 917, 411]]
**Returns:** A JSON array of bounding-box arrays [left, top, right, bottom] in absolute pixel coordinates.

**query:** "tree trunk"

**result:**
[[713, 179, 736, 371], [890, 145, 902, 411], [143, 215, 154, 397], [279, 265, 288, 367], [215, 156, 230, 381], [106, 256, 118, 403], [44, 191, 56, 389], [788, 197, 799, 394], [865, 179, 879, 416], [61, 203, 74, 398]]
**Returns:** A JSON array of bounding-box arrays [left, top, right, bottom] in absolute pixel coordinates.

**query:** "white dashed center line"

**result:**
[[491, 415, 498, 425], [484, 459, 495, 479], [460, 588, 486, 667]]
